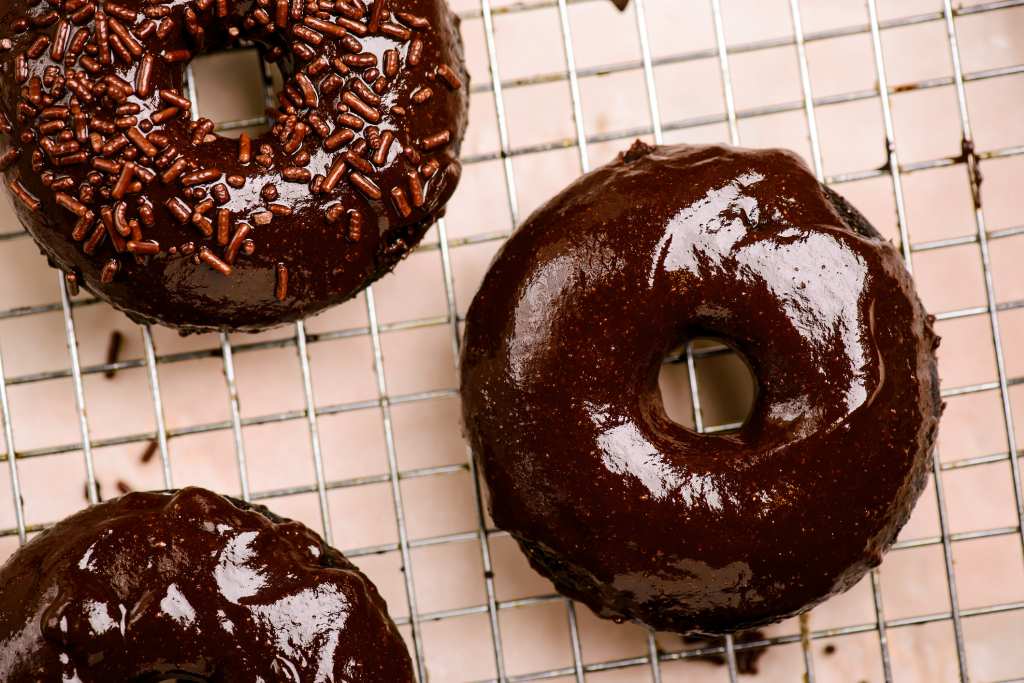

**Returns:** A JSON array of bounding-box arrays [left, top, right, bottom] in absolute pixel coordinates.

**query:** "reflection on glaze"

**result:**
[[251, 585, 350, 679], [83, 600, 121, 638], [461, 142, 941, 634], [597, 413, 684, 501], [655, 174, 873, 416], [510, 243, 623, 383], [735, 230, 871, 412], [593, 404, 733, 510], [214, 531, 267, 604], [0, 487, 413, 681], [649, 170, 763, 283], [160, 584, 197, 627], [510, 254, 575, 383]]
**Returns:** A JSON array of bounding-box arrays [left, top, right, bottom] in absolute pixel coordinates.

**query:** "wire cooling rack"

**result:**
[[0, 0, 1022, 681]]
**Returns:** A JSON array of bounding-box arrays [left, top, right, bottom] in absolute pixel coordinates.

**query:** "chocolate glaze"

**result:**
[[0, 0, 468, 333], [0, 487, 413, 681], [460, 142, 942, 635]]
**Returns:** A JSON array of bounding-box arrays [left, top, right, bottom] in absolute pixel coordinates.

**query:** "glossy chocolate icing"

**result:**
[[0, 0, 468, 332], [460, 142, 942, 635], [0, 487, 413, 681]]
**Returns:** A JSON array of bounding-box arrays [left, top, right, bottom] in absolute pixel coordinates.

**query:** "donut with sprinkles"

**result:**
[[0, 0, 468, 332]]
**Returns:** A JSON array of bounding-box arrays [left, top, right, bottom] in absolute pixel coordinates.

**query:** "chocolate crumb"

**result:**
[[84, 480, 102, 502], [622, 139, 656, 163], [140, 439, 158, 464], [104, 330, 123, 379], [682, 630, 767, 675]]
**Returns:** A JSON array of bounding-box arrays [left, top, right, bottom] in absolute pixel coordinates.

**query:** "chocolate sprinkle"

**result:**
[[407, 171, 424, 207], [181, 168, 221, 186], [65, 271, 80, 296], [99, 258, 119, 283], [390, 186, 411, 217], [421, 130, 451, 150], [348, 210, 362, 241], [436, 64, 463, 90], [225, 222, 251, 264], [349, 172, 382, 200], [9, 179, 40, 211], [282, 166, 311, 183], [216, 208, 231, 244], [199, 246, 232, 275], [126, 239, 160, 255], [275, 262, 288, 300]]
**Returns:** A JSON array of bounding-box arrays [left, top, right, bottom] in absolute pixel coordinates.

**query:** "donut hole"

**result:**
[[189, 47, 277, 140], [659, 338, 756, 432]]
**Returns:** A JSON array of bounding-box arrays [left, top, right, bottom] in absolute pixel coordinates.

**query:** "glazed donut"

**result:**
[[0, 487, 413, 681], [460, 142, 941, 634], [0, 0, 467, 332]]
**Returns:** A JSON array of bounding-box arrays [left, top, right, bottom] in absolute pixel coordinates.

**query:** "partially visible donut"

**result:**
[[0, 487, 413, 681], [0, 0, 467, 332], [460, 142, 941, 634]]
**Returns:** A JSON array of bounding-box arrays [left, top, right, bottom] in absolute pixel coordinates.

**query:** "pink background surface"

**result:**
[[0, 0, 1022, 680]]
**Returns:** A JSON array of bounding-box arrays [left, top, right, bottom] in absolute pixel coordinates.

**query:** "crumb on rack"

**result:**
[[139, 439, 158, 464], [683, 629, 768, 675], [104, 330, 123, 379]]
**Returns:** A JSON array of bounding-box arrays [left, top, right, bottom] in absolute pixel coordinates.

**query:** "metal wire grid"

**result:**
[[0, 0, 1019, 681]]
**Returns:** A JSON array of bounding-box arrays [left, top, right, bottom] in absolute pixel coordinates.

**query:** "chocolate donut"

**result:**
[[0, 0, 467, 332], [460, 142, 941, 634], [0, 487, 413, 681]]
